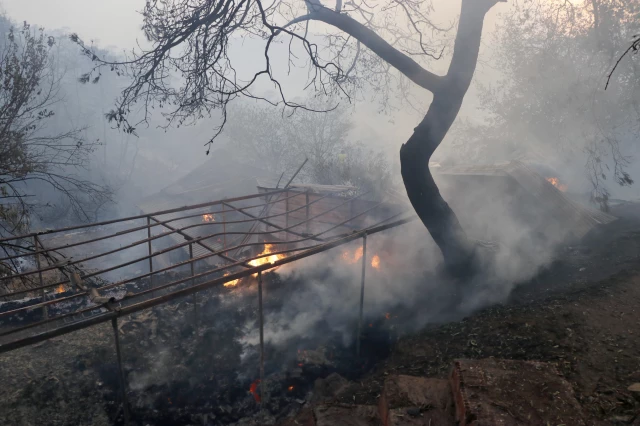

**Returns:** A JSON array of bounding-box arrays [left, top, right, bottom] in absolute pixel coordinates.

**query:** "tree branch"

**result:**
[[290, 6, 444, 93]]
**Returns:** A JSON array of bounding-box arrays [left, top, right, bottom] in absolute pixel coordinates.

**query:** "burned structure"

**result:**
[[0, 158, 620, 425], [433, 161, 616, 245]]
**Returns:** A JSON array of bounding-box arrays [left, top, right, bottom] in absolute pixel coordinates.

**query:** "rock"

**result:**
[[627, 383, 640, 392]]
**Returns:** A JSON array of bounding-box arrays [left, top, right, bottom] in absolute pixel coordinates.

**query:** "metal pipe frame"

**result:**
[[0, 200, 404, 328], [0, 214, 416, 354], [0, 187, 414, 354]]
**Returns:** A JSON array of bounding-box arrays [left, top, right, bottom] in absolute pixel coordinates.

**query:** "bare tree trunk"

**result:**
[[400, 0, 500, 276], [400, 108, 475, 275]]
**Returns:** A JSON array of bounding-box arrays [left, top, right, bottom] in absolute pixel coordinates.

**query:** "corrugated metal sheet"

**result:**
[[256, 178, 356, 193], [435, 160, 616, 240]]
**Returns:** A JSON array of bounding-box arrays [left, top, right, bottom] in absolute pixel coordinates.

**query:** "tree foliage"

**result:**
[[224, 101, 392, 195], [0, 22, 111, 237], [454, 0, 639, 210]]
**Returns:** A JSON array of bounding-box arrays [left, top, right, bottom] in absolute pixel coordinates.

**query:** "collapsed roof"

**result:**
[[433, 160, 616, 242]]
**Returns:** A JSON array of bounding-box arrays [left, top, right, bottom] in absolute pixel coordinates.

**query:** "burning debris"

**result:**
[[341, 246, 382, 270], [546, 177, 568, 192], [223, 272, 239, 287], [202, 213, 216, 223], [248, 244, 287, 277], [341, 246, 363, 264]]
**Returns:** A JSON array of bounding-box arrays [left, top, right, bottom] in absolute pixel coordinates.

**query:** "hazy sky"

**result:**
[[1, 0, 480, 50], [1, 0, 505, 164]]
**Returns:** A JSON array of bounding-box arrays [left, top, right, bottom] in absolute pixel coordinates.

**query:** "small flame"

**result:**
[[546, 177, 568, 192], [248, 244, 286, 277], [223, 272, 239, 287], [342, 246, 363, 264], [371, 255, 380, 269], [54, 284, 65, 294], [249, 379, 261, 403], [287, 385, 294, 392], [384, 313, 391, 320], [202, 213, 216, 223]]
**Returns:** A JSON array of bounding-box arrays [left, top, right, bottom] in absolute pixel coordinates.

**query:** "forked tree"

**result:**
[[73, 0, 506, 276]]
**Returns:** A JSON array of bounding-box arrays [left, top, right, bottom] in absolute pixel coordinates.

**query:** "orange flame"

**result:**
[[371, 255, 380, 269], [287, 385, 294, 392], [248, 244, 286, 277], [546, 177, 568, 192], [202, 213, 216, 223], [223, 271, 239, 287], [54, 284, 65, 294], [342, 246, 363, 264], [384, 313, 391, 320]]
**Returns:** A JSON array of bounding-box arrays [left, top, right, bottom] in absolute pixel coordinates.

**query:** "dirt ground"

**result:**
[[332, 200, 640, 425]]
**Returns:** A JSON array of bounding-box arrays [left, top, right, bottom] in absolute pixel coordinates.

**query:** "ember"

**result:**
[[53, 284, 65, 294], [546, 177, 568, 192], [384, 313, 391, 320], [202, 213, 216, 222], [249, 379, 261, 403], [287, 385, 294, 392]]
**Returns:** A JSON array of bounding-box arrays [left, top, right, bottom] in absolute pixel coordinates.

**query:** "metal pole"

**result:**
[[285, 192, 290, 247], [111, 318, 130, 425], [305, 192, 311, 236], [258, 271, 265, 407], [34, 236, 47, 320], [146, 217, 153, 292], [222, 200, 227, 249], [189, 243, 197, 326], [356, 234, 367, 357]]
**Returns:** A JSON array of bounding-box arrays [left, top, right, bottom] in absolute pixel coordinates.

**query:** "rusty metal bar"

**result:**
[[305, 192, 311, 236], [222, 201, 227, 250], [147, 217, 153, 293], [0, 216, 415, 354], [285, 192, 290, 246], [258, 271, 265, 407], [34, 236, 47, 320], [189, 243, 197, 326], [111, 317, 130, 425], [357, 234, 367, 357]]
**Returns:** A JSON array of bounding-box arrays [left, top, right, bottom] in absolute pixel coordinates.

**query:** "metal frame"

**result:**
[[0, 188, 416, 419]]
